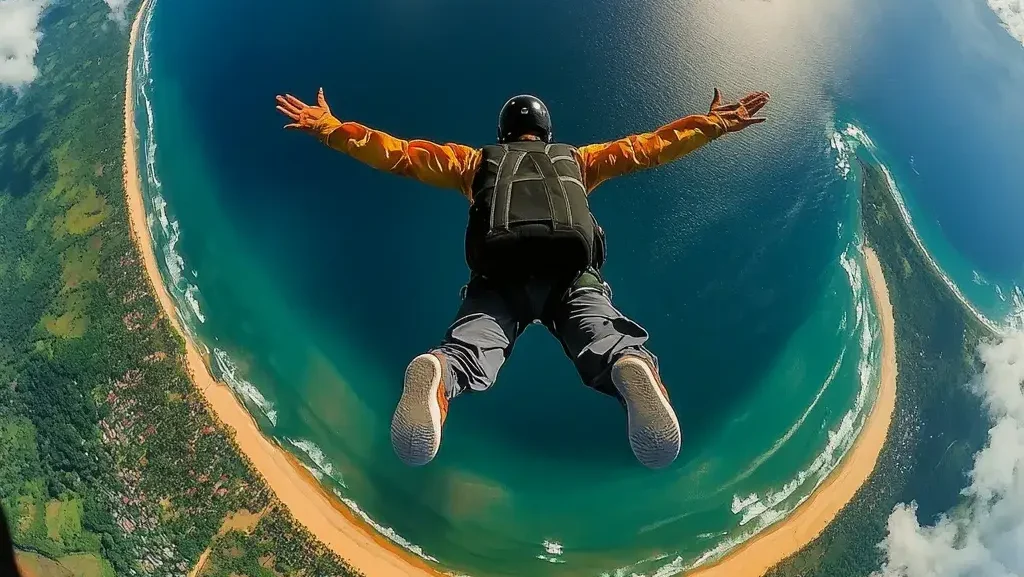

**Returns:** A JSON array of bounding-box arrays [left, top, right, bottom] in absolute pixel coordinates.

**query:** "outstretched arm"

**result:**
[[276, 89, 480, 198], [577, 89, 769, 193]]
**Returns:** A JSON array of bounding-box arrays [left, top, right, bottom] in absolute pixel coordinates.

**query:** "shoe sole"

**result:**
[[391, 354, 445, 466], [612, 356, 681, 469]]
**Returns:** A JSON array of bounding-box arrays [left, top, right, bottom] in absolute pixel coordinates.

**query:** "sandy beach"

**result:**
[[686, 246, 898, 577], [121, 3, 898, 576], [122, 3, 437, 576]]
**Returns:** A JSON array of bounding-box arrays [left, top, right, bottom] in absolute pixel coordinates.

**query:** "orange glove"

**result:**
[[708, 89, 770, 134]]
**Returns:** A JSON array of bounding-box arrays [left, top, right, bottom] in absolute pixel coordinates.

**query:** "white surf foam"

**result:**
[[542, 540, 563, 555], [829, 127, 852, 179], [687, 243, 880, 573], [607, 237, 882, 577], [301, 463, 323, 481], [734, 343, 848, 486], [137, 20, 208, 330], [986, 0, 1024, 46], [535, 539, 566, 563], [730, 494, 759, 514], [536, 555, 567, 564], [838, 123, 1004, 334], [335, 491, 439, 563], [184, 284, 205, 323], [139, 4, 161, 191], [1008, 286, 1024, 329], [212, 348, 277, 426], [136, 0, 208, 329], [285, 438, 347, 488]]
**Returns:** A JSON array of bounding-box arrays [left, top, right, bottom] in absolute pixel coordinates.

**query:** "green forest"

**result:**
[[0, 1, 358, 576], [765, 161, 994, 576]]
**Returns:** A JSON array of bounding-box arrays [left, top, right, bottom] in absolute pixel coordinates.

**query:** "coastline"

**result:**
[[121, 3, 439, 576], [686, 246, 898, 577]]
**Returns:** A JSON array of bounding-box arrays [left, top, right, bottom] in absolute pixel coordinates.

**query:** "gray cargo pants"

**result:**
[[429, 270, 659, 400]]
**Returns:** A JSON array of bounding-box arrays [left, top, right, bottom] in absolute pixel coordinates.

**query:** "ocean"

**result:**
[[130, 0, 1024, 575]]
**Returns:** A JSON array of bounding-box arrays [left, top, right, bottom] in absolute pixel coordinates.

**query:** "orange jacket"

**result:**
[[311, 112, 729, 199]]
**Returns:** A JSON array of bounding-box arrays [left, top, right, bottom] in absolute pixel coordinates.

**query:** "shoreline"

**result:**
[[686, 246, 898, 577], [121, 3, 439, 576], [119, 4, 898, 577]]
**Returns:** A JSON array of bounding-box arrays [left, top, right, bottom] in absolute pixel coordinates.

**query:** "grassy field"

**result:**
[[15, 550, 115, 577]]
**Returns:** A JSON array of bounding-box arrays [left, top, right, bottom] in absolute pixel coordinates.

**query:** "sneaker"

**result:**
[[611, 355, 682, 469], [391, 353, 450, 466]]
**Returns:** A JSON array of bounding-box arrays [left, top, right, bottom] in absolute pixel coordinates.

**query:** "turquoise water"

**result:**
[[129, 0, 1024, 575]]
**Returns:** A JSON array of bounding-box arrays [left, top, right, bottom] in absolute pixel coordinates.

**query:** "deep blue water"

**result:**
[[136, 0, 1024, 574]]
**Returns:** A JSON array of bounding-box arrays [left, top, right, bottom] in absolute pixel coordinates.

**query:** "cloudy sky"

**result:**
[[0, 0, 48, 88], [876, 332, 1024, 577], [0, 0, 130, 89]]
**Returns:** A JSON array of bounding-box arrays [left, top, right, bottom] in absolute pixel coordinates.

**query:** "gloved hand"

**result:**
[[275, 88, 340, 141], [708, 89, 770, 134]]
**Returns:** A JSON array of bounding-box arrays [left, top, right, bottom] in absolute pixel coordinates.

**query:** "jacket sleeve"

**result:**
[[313, 115, 480, 199], [576, 114, 728, 193]]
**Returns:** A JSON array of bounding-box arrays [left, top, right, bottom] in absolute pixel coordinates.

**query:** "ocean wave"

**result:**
[[733, 342, 848, 487], [986, 0, 1024, 46], [285, 438, 347, 488], [842, 123, 877, 151], [612, 237, 880, 577], [840, 245, 865, 321], [542, 540, 563, 555], [638, 510, 698, 534], [137, 0, 207, 330], [300, 463, 323, 482], [536, 555, 566, 564], [212, 348, 278, 425], [184, 284, 205, 323], [151, 194, 208, 327], [535, 539, 566, 564], [152, 195, 169, 235], [877, 162, 1002, 332], [139, 4, 161, 192], [681, 243, 880, 574], [730, 493, 758, 514], [599, 552, 678, 577], [335, 491, 439, 563], [836, 123, 1005, 334], [1007, 286, 1024, 330], [829, 127, 852, 179], [625, 529, 756, 577]]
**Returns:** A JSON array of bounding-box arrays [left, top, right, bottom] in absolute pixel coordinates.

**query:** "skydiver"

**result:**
[[276, 88, 769, 469]]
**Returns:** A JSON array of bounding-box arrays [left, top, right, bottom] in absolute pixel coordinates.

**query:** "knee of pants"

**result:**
[[581, 344, 657, 388], [431, 343, 506, 397]]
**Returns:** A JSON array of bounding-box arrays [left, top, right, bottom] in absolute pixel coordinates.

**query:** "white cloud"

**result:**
[[104, 0, 130, 25], [988, 0, 1024, 46], [876, 332, 1024, 577], [0, 0, 49, 89]]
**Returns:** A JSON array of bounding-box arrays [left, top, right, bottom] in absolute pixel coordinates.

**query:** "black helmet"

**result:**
[[497, 95, 552, 143]]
